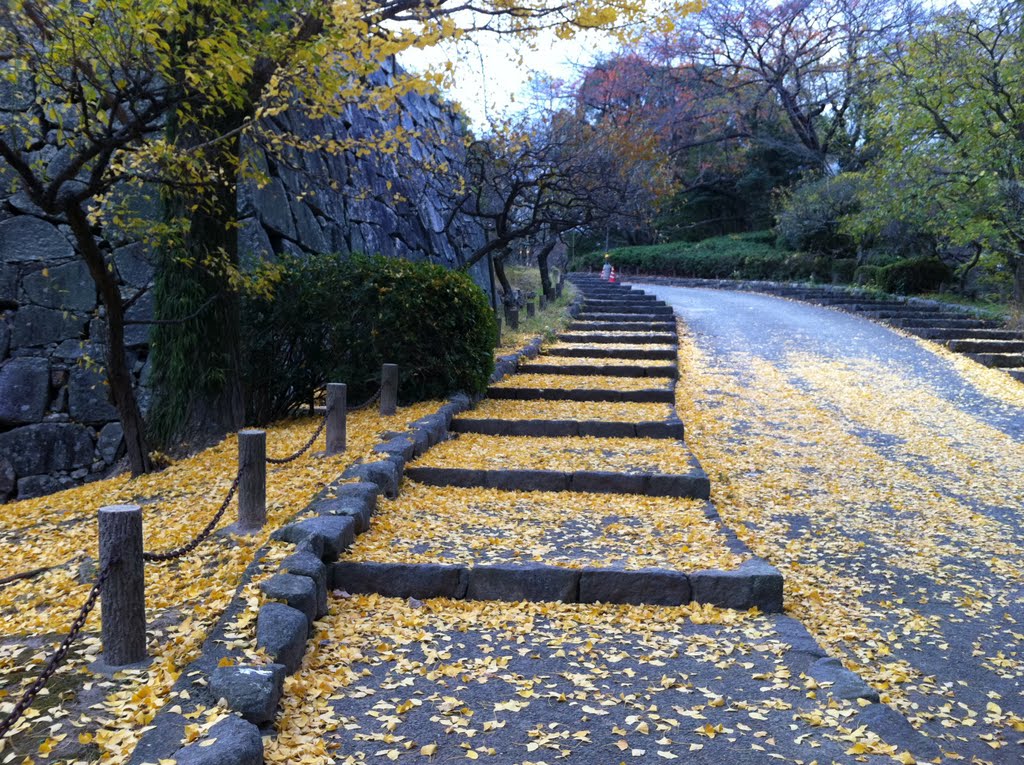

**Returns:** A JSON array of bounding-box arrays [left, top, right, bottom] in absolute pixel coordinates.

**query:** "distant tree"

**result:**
[[848, 0, 1024, 304], [455, 110, 669, 298]]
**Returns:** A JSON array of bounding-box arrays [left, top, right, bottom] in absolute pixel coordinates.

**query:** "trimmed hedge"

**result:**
[[571, 232, 827, 281], [241, 254, 496, 424]]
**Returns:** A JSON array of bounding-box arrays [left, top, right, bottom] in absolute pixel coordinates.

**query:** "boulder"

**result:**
[[21, 260, 95, 311], [0, 216, 75, 263], [0, 357, 49, 425], [0, 422, 94, 475]]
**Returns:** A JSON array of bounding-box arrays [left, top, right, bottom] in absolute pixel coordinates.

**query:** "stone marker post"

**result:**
[[496, 316, 502, 345], [326, 383, 346, 455], [99, 505, 146, 666], [539, 295, 547, 310], [526, 301, 536, 318], [508, 307, 520, 330], [238, 430, 266, 530], [380, 363, 399, 416]]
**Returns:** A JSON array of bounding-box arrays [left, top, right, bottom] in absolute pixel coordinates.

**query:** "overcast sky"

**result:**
[[399, 28, 621, 129]]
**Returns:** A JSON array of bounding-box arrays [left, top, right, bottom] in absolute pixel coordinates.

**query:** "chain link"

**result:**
[[142, 474, 240, 563], [266, 407, 331, 465], [347, 385, 382, 412], [0, 565, 109, 740]]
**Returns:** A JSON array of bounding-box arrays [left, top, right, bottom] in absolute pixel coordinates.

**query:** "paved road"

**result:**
[[639, 284, 1024, 763]]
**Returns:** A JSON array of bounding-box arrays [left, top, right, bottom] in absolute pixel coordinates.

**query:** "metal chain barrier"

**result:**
[[0, 565, 109, 740], [347, 385, 382, 412], [142, 474, 240, 563], [266, 406, 332, 465]]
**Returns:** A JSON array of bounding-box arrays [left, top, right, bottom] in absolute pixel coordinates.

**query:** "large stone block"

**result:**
[[259, 573, 317, 626], [123, 290, 153, 347], [0, 216, 75, 263], [21, 260, 95, 311], [0, 456, 15, 501], [290, 200, 329, 253], [97, 421, 125, 464], [467, 563, 580, 603], [255, 178, 296, 239], [579, 568, 691, 606], [0, 422, 94, 475], [0, 356, 49, 425], [113, 243, 154, 288], [0, 322, 8, 360], [68, 366, 117, 424], [10, 305, 87, 347], [689, 560, 784, 613], [330, 561, 468, 599]]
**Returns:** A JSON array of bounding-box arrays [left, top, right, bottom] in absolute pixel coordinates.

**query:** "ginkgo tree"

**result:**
[[0, 0, 684, 475]]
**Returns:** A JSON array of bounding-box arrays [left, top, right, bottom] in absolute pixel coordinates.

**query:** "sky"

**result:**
[[399, 28, 621, 129]]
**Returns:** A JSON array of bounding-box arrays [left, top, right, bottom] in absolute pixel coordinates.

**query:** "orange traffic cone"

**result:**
[[609, 266, 617, 283]]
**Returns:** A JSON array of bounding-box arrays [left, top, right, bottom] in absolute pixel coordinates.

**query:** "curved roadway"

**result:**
[[638, 284, 1024, 762]]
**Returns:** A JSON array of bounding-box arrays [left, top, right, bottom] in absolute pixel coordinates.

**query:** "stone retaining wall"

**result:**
[[0, 60, 484, 501]]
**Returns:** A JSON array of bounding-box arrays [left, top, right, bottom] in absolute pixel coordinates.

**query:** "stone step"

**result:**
[[329, 560, 782, 611], [557, 333, 678, 345], [568, 321, 676, 332], [946, 339, 1024, 354], [451, 418, 684, 439], [576, 312, 675, 323], [966, 352, 1024, 368], [1007, 369, 1024, 383], [583, 295, 658, 304], [517, 363, 678, 378], [582, 305, 674, 315], [913, 327, 1022, 341], [545, 347, 677, 361], [893, 318, 1000, 329], [487, 386, 675, 403], [404, 465, 710, 499]]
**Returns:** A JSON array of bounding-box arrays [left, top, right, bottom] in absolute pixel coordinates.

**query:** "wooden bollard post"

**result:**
[[326, 383, 346, 455], [539, 295, 547, 310], [496, 315, 502, 345], [508, 307, 520, 330], [238, 430, 266, 530], [380, 363, 399, 416], [99, 505, 146, 666], [526, 301, 536, 318]]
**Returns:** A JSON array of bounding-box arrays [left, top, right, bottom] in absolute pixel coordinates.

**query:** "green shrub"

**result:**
[[877, 257, 953, 295], [831, 258, 858, 284], [570, 232, 800, 280], [774, 175, 862, 257], [241, 254, 496, 423], [854, 265, 883, 287]]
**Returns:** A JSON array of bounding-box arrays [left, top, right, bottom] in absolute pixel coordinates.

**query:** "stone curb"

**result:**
[[329, 559, 783, 612], [451, 418, 685, 439], [487, 386, 675, 403], [403, 465, 711, 499]]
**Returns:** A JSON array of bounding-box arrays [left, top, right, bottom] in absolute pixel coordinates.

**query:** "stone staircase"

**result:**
[[636, 278, 1024, 384]]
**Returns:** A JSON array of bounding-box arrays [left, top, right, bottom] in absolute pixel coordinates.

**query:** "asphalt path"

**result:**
[[638, 284, 1024, 763]]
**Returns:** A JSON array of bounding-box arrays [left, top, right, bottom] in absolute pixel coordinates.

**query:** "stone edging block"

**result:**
[[486, 387, 675, 403], [328, 559, 783, 612], [517, 363, 679, 378]]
